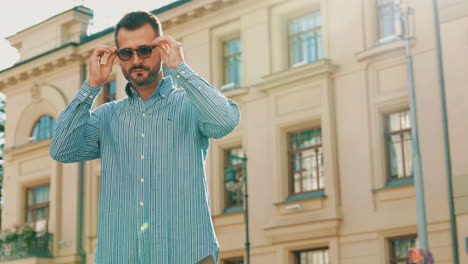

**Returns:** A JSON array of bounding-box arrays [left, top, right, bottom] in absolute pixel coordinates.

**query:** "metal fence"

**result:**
[[0, 232, 53, 262]]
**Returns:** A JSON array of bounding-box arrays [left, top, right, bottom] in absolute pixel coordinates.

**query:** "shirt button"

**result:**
[[176, 75, 181, 79], [161, 94, 165, 98], [140, 178, 144, 183], [142, 113, 146, 117], [83, 92, 88, 96], [140, 202, 144, 206], [181, 71, 185, 74], [141, 133, 145, 138], [89, 95, 93, 99], [197, 87, 202, 90], [141, 155, 144, 160]]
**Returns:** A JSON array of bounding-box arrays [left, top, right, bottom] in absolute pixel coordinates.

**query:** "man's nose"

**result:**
[[131, 51, 143, 64]]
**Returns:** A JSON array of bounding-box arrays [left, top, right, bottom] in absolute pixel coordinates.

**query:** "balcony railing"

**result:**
[[0, 232, 53, 262]]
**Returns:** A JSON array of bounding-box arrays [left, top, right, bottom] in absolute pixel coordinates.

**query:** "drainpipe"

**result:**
[[78, 63, 87, 264], [431, 0, 459, 263]]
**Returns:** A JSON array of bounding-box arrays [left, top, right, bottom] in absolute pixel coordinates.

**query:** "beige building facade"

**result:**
[[0, 0, 467, 263]]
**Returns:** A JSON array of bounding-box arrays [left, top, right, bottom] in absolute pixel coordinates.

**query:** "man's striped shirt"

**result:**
[[50, 62, 240, 264]]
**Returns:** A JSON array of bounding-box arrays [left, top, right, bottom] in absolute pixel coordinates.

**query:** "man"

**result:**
[[50, 11, 240, 264]]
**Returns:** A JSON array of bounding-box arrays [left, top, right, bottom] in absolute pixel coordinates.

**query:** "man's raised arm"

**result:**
[[50, 45, 117, 163]]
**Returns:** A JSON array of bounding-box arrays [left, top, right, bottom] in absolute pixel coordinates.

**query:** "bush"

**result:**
[[18, 224, 35, 246]]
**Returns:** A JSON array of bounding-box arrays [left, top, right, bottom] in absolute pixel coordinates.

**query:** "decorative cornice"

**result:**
[[160, 0, 241, 30], [0, 44, 84, 91], [264, 217, 341, 244], [0, 0, 243, 91], [3, 139, 51, 159]]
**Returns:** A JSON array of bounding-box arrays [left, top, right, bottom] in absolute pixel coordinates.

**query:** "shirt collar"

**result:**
[[125, 76, 175, 100]]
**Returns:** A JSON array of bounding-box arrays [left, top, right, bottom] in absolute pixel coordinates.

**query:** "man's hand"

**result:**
[[152, 35, 185, 69], [87, 45, 117, 87]]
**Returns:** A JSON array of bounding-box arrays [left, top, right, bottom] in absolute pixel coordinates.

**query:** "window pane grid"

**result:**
[[104, 81, 117, 102], [377, 0, 402, 39], [31, 116, 56, 142], [389, 235, 418, 264], [25, 185, 50, 232], [386, 110, 412, 181], [225, 147, 244, 208], [289, 128, 324, 195], [289, 12, 322, 66], [223, 38, 241, 88], [225, 260, 243, 264], [294, 248, 329, 264]]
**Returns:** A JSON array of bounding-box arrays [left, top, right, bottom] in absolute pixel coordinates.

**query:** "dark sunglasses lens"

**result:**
[[118, 49, 133, 61], [137, 46, 153, 58]]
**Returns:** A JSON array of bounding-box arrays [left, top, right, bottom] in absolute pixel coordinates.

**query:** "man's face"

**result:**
[[116, 23, 162, 87]]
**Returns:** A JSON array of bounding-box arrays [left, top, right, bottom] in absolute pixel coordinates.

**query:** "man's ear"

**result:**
[[115, 56, 121, 66]]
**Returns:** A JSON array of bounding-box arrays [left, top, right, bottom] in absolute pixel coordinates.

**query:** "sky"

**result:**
[[0, 0, 179, 71]]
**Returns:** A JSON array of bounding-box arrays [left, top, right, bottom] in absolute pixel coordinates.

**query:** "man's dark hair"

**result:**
[[114, 11, 163, 47]]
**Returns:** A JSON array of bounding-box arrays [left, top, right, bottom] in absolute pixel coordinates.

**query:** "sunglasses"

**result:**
[[116, 45, 157, 61]]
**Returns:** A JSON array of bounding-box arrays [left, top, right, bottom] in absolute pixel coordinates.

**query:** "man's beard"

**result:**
[[123, 64, 161, 87]]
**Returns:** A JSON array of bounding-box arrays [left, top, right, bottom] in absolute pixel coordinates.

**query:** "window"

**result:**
[[288, 128, 323, 195], [25, 184, 50, 232], [222, 38, 241, 90], [377, 0, 403, 42], [288, 12, 322, 67], [389, 235, 417, 264], [294, 248, 329, 264], [224, 257, 243, 264], [224, 147, 245, 209], [385, 110, 412, 182], [104, 80, 117, 102], [31, 115, 56, 142]]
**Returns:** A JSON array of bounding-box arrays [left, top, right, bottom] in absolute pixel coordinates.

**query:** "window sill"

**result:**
[[384, 177, 414, 188], [372, 178, 415, 204], [274, 190, 327, 215], [222, 206, 243, 215], [213, 207, 244, 228], [355, 38, 411, 61], [254, 59, 338, 93], [221, 86, 249, 98], [279, 190, 326, 204]]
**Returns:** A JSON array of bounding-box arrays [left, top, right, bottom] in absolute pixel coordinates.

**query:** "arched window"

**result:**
[[31, 115, 56, 142]]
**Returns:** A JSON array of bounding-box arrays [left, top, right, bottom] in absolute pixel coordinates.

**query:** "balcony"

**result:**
[[0, 232, 53, 262]]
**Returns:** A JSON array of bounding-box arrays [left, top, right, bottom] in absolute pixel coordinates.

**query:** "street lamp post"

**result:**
[[225, 154, 250, 264], [400, 4, 429, 252]]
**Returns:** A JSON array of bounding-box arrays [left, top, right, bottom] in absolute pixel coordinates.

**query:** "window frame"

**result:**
[[30, 115, 56, 142], [287, 11, 322, 67], [287, 127, 324, 196], [293, 247, 329, 264], [223, 146, 244, 209], [221, 36, 242, 90], [376, 0, 403, 43], [25, 183, 50, 232], [103, 80, 117, 103], [388, 234, 418, 264], [384, 109, 412, 182], [223, 257, 244, 264]]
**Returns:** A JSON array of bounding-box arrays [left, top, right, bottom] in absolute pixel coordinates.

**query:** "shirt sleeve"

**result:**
[[49, 80, 102, 163], [163, 62, 241, 139]]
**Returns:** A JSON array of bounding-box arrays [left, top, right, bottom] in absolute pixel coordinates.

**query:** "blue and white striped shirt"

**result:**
[[50, 62, 240, 264]]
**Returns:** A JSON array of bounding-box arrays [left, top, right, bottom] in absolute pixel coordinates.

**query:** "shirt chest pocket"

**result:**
[[161, 103, 197, 141]]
